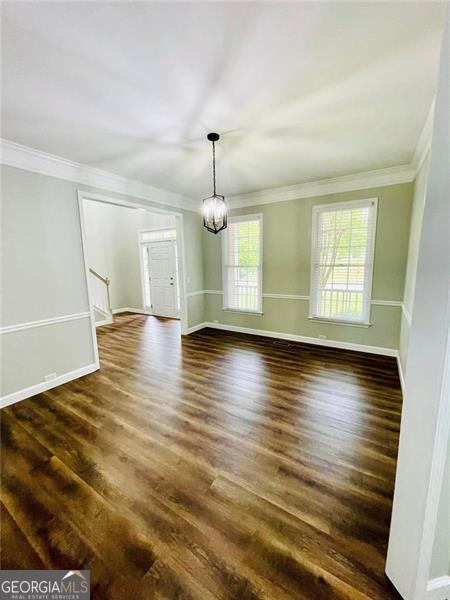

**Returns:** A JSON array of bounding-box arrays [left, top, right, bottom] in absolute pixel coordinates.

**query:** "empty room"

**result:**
[[1, 2, 449, 599]]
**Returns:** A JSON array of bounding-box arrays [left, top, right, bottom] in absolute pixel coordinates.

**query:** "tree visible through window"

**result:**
[[223, 215, 262, 313], [310, 199, 377, 324]]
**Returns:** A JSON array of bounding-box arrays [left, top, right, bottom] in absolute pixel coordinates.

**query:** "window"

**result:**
[[139, 228, 176, 243], [223, 214, 262, 313], [310, 198, 377, 325]]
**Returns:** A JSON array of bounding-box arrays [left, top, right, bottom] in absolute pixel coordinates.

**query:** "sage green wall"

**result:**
[[203, 182, 413, 350], [187, 293, 205, 328], [184, 212, 204, 294], [1, 165, 203, 398], [184, 209, 205, 328]]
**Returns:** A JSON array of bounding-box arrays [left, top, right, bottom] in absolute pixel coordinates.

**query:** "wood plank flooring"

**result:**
[[1, 314, 403, 599]]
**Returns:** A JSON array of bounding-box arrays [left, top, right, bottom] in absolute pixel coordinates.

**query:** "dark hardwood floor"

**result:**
[[1, 313, 403, 599]]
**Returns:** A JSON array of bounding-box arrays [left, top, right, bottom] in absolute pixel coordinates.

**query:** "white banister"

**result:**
[[89, 268, 112, 325]]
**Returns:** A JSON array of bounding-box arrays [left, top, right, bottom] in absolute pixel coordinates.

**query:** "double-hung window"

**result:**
[[223, 214, 263, 313], [310, 198, 377, 325]]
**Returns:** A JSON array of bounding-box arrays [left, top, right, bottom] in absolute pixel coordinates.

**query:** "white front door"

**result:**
[[146, 240, 179, 318]]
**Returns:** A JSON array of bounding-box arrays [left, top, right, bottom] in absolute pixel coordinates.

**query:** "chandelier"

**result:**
[[202, 133, 227, 234]]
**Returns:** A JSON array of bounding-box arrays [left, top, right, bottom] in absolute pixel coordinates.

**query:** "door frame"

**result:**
[[77, 191, 189, 357], [138, 233, 180, 318]]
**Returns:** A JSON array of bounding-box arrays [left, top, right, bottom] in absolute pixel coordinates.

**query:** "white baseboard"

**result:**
[[427, 576, 450, 599], [396, 354, 406, 395], [95, 320, 113, 328], [113, 308, 180, 319], [93, 306, 113, 327], [95, 316, 113, 327], [185, 322, 207, 334], [0, 363, 99, 409], [185, 321, 398, 357], [112, 307, 151, 315]]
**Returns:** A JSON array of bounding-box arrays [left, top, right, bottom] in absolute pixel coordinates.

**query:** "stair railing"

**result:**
[[89, 268, 112, 320]]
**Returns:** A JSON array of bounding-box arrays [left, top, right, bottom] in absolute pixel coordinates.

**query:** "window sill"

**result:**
[[222, 308, 263, 316], [308, 317, 371, 328]]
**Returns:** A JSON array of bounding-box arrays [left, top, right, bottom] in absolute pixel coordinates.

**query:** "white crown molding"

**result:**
[[227, 164, 417, 209], [0, 311, 91, 335], [0, 139, 197, 212], [2, 124, 432, 212], [227, 104, 435, 209], [412, 98, 435, 173]]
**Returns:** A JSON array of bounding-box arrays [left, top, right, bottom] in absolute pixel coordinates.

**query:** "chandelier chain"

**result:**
[[212, 140, 216, 196]]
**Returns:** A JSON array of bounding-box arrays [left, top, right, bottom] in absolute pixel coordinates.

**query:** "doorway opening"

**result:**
[[77, 191, 189, 367], [139, 227, 180, 318]]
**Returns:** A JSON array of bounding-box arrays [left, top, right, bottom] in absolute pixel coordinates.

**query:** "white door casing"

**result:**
[[146, 240, 179, 318]]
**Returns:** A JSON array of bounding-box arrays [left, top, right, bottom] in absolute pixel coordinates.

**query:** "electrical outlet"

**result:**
[[44, 372, 57, 382], [318, 334, 327, 340]]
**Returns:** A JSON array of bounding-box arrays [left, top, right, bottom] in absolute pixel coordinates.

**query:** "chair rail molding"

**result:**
[[0, 312, 91, 335], [188, 290, 404, 308]]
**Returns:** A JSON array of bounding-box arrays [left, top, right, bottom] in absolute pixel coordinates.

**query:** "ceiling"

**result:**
[[1, 2, 446, 200]]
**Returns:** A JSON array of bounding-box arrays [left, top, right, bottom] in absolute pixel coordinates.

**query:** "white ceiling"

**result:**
[[1, 2, 446, 200]]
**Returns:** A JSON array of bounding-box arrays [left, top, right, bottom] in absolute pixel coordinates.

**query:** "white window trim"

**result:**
[[138, 227, 177, 243], [309, 198, 378, 326], [307, 316, 371, 328], [222, 213, 263, 315], [223, 308, 264, 315]]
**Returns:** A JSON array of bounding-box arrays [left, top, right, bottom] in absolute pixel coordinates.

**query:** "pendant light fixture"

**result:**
[[202, 133, 227, 234]]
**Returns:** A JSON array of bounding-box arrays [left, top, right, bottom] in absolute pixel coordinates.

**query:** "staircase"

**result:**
[[89, 268, 113, 327]]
